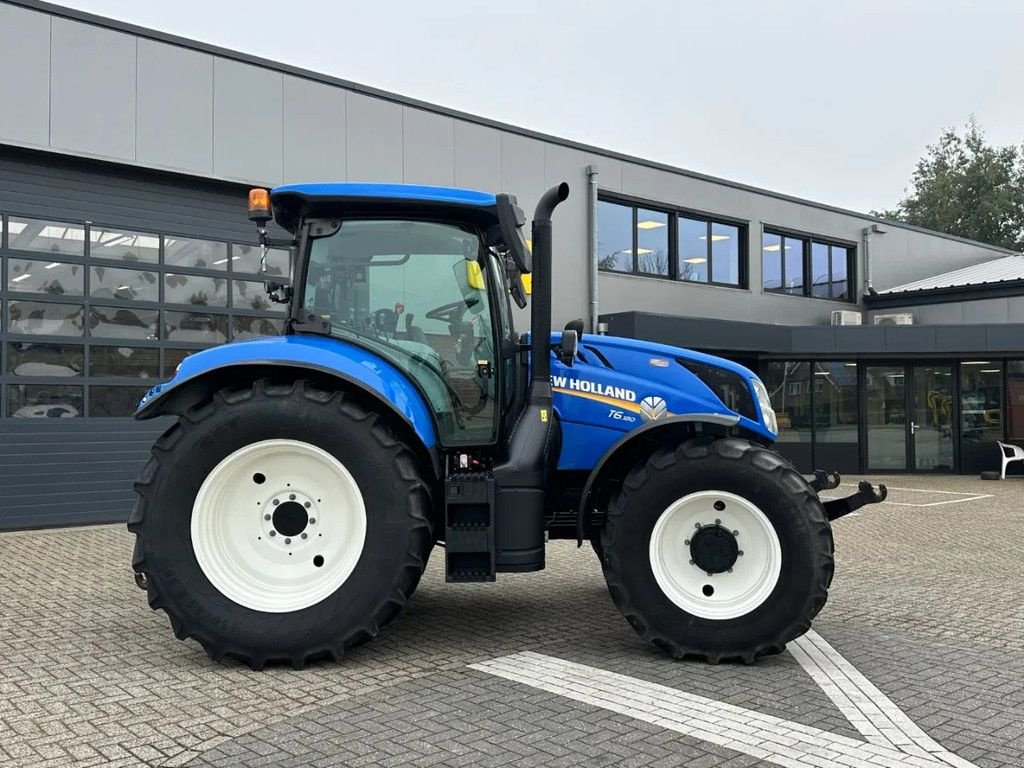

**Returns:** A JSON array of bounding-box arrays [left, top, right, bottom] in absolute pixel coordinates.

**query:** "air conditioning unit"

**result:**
[[873, 312, 915, 326], [830, 310, 863, 326]]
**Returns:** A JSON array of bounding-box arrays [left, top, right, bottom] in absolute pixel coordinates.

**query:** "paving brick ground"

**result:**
[[0, 475, 1021, 767]]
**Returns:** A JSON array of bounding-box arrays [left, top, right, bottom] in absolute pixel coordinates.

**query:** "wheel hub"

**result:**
[[272, 501, 308, 537], [689, 524, 739, 574]]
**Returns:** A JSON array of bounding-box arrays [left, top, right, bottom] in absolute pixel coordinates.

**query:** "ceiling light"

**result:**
[[213, 258, 230, 265], [762, 244, 791, 252], [620, 248, 654, 255], [844, 363, 857, 367], [980, 369, 1000, 373], [44, 262, 61, 269], [815, 371, 831, 376], [12, 273, 31, 282], [116, 285, 131, 291], [699, 235, 731, 242], [636, 220, 666, 230], [963, 361, 991, 365], [683, 258, 707, 264]]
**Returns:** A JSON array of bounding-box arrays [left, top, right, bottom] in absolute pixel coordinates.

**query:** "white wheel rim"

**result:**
[[191, 439, 366, 613], [649, 490, 781, 620]]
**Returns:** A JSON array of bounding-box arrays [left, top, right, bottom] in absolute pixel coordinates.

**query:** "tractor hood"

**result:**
[[548, 332, 777, 470]]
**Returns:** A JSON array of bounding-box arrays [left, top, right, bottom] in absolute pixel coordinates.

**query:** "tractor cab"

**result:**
[[255, 183, 536, 450]]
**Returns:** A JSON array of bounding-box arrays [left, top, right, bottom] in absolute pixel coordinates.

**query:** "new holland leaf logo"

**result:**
[[639, 396, 667, 422]]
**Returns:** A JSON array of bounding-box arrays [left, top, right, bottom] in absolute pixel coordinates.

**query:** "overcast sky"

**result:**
[[60, 0, 1024, 213]]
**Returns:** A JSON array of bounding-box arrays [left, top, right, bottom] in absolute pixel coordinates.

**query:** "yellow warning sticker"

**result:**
[[540, 409, 549, 422]]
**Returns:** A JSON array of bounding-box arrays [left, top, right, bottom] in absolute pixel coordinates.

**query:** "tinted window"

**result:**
[[711, 222, 740, 285], [8, 301, 85, 336], [164, 274, 228, 306], [164, 237, 228, 270], [7, 218, 85, 256], [677, 216, 708, 283], [831, 246, 849, 300], [7, 259, 84, 296], [811, 242, 830, 298], [762, 361, 811, 443], [762, 232, 782, 290], [784, 237, 805, 295], [89, 227, 159, 263], [232, 280, 284, 312], [597, 200, 633, 272], [90, 265, 159, 302], [232, 244, 290, 276], [7, 343, 83, 377], [636, 208, 668, 275], [7, 384, 83, 418], [164, 310, 229, 344], [89, 346, 159, 378], [89, 305, 160, 340], [232, 315, 284, 340]]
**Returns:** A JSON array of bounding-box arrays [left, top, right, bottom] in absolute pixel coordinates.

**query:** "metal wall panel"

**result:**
[[49, 17, 136, 161], [0, 5, 50, 148], [402, 108, 454, 186], [283, 76, 346, 183], [453, 120, 500, 192], [0, 418, 172, 529], [213, 58, 283, 184], [346, 92, 402, 182], [137, 39, 214, 174]]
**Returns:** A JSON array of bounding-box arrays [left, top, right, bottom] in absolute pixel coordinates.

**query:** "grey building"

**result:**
[[1, 0, 1020, 529]]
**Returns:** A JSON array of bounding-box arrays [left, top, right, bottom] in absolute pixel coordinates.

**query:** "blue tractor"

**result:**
[[129, 182, 885, 668]]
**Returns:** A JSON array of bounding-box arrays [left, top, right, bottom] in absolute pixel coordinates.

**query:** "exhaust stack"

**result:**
[[529, 182, 570, 392]]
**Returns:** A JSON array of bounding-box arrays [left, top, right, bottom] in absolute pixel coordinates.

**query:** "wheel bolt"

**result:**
[[304, 502, 311, 509], [264, 514, 271, 521], [727, 567, 733, 573], [715, 518, 721, 525], [273, 499, 279, 506], [738, 550, 744, 556], [285, 538, 291, 545], [733, 530, 739, 536], [689, 559, 695, 565], [301, 533, 308, 540], [289, 494, 296, 501], [269, 531, 276, 537], [714, 500, 725, 511], [684, 539, 690, 546], [694, 523, 701, 529], [707, 571, 713, 577], [309, 517, 316, 524]]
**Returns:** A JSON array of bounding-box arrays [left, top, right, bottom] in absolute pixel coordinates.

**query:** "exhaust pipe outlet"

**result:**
[[530, 182, 570, 388]]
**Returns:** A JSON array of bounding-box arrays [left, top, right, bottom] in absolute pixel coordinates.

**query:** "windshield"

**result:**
[[303, 219, 497, 445]]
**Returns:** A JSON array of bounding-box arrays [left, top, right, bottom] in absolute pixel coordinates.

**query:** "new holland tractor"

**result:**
[[129, 181, 885, 668]]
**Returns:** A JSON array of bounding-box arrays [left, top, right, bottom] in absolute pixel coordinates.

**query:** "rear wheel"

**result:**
[[599, 437, 833, 663], [130, 379, 434, 669]]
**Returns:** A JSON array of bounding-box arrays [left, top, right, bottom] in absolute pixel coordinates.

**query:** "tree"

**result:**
[[874, 119, 1024, 251]]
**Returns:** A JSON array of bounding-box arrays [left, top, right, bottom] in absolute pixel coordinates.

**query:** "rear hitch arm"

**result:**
[[809, 470, 841, 492], [823, 481, 888, 522]]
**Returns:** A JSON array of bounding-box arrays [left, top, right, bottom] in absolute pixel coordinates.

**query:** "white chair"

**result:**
[[997, 442, 1024, 479]]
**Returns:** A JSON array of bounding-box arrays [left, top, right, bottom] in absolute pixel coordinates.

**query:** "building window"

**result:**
[[0, 214, 292, 419], [596, 200, 634, 273], [598, 195, 746, 288], [762, 361, 811, 444], [763, 230, 854, 302]]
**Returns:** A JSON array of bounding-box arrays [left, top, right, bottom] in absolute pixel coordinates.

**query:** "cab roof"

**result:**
[[270, 183, 499, 232]]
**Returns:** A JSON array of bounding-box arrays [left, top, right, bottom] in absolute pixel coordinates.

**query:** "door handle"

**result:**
[[910, 421, 918, 435]]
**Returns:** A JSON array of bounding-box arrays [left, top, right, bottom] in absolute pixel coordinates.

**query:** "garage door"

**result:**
[[0, 145, 290, 529]]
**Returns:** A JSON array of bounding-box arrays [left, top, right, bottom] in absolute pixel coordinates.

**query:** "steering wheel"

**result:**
[[424, 300, 471, 325]]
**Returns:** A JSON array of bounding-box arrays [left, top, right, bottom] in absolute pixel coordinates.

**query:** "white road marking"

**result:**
[[790, 631, 976, 768], [829, 484, 993, 509], [471, 649, 979, 768]]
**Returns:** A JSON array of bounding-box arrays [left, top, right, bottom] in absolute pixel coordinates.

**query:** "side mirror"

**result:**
[[558, 330, 579, 367]]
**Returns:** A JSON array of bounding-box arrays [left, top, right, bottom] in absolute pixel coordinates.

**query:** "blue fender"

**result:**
[[136, 335, 438, 449]]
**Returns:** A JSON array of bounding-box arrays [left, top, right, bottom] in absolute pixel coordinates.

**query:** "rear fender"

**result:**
[[136, 336, 439, 474], [574, 414, 770, 544]]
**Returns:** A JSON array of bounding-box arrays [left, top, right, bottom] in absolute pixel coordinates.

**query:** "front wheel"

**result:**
[[599, 437, 833, 663]]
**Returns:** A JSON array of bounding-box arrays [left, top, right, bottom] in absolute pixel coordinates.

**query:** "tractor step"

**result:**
[[444, 471, 496, 582]]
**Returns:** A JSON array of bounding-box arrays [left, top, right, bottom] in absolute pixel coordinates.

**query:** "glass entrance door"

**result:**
[[865, 365, 906, 470], [911, 364, 955, 471], [865, 362, 955, 472]]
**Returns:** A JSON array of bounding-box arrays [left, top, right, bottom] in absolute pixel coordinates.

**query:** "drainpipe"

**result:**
[[862, 224, 886, 296], [587, 164, 600, 333]]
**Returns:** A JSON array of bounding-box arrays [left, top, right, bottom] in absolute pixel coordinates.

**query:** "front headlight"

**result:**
[[751, 378, 777, 436]]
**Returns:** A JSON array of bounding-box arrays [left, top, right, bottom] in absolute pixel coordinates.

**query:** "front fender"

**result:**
[[137, 335, 438, 449], [574, 414, 771, 544]]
